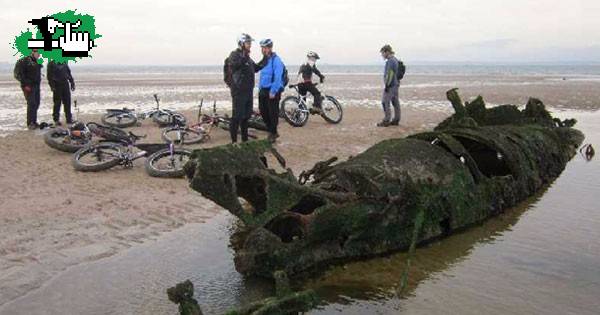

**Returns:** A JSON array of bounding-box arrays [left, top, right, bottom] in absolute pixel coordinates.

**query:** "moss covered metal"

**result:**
[[185, 89, 584, 279]]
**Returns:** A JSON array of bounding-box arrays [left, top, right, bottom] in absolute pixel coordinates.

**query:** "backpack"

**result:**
[[397, 60, 406, 81], [270, 55, 289, 91], [223, 57, 233, 87], [13, 58, 24, 82]]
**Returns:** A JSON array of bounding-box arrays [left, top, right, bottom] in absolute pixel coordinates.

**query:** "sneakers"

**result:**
[[389, 120, 400, 126], [267, 133, 280, 143], [377, 121, 390, 127], [27, 123, 39, 130]]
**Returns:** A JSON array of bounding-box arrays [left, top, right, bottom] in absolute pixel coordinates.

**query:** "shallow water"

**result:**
[[1, 111, 598, 314]]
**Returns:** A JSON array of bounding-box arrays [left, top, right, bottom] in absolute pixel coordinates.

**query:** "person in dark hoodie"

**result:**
[[47, 60, 76, 125], [297, 51, 325, 112], [14, 49, 42, 129], [224, 33, 266, 143]]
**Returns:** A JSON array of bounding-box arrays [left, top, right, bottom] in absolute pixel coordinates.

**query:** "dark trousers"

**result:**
[[22, 84, 40, 126], [298, 82, 322, 108], [52, 82, 73, 123], [229, 118, 249, 143], [230, 90, 253, 143], [258, 88, 281, 135]]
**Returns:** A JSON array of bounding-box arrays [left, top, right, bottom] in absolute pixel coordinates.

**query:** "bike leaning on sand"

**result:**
[[161, 100, 262, 145], [72, 123, 192, 178], [101, 94, 187, 128], [280, 83, 343, 127]]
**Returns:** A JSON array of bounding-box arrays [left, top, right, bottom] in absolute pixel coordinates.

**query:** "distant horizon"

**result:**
[[2, 60, 600, 67]]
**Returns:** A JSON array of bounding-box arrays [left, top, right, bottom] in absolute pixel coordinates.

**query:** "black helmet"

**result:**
[[380, 44, 394, 54], [260, 38, 273, 47], [238, 33, 254, 46], [307, 51, 320, 60]]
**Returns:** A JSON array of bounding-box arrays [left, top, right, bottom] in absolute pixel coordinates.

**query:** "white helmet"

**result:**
[[238, 33, 254, 46], [307, 51, 320, 60]]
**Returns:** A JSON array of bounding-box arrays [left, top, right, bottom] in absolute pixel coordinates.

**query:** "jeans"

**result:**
[[382, 85, 400, 122], [22, 83, 40, 126]]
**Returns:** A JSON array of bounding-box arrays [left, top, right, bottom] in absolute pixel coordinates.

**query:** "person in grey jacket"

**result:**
[[377, 44, 400, 127]]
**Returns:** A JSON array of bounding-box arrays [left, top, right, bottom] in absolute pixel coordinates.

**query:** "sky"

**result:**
[[1, 0, 600, 65]]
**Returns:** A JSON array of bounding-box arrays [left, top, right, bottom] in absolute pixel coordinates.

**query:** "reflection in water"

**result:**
[[305, 191, 538, 305]]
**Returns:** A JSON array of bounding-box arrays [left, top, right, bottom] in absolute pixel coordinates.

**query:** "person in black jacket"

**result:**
[[47, 60, 76, 125], [297, 51, 325, 111], [14, 49, 42, 129], [225, 33, 266, 143]]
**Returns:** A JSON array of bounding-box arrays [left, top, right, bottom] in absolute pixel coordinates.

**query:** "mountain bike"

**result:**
[[44, 100, 124, 153], [72, 123, 192, 178], [101, 94, 187, 128], [161, 100, 260, 145], [280, 83, 343, 127]]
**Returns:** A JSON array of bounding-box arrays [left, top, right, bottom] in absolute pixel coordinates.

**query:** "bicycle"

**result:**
[[44, 100, 125, 153], [72, 123, 192, 178], [101, 94, 187, 128], [280, 83, 343, 127], [161, 99, 260, 145]]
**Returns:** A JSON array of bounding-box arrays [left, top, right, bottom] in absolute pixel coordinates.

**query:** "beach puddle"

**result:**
[[1, 111, 599, 315]]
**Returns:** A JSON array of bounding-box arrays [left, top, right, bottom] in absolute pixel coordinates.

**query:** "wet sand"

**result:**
[[0, 106, 446, 307]]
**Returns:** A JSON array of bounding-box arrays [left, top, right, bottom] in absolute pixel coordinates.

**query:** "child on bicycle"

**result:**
[[297, 51, 325, 112]]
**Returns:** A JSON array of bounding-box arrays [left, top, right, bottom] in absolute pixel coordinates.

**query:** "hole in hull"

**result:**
[[454, 136, 512, 178], [265, 215, 304, 243], [235, 176, 267, 214], [289, 195, 326, 215]]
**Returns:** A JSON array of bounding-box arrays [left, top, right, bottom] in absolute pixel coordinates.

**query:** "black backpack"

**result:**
[[223, 57, 233, 87], [270, 56, 289, 90], [397, 60, 406, 81], [13, 58, 24, 82]]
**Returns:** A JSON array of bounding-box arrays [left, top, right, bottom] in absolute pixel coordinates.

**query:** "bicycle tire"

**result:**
[[281, 96, 309, 127], [161, 127, 206, 145], [320, 95, 343, 124], [72, 142, 122, 172], [101, 112, 138, 128], [44, 128, 89, 153], [144, 148, 192, 178]]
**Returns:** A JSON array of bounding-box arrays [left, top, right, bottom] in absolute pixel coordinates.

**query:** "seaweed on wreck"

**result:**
[[184, 88, 584, 282]]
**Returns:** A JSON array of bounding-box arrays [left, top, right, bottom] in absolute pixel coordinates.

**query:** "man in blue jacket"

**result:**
[[258, 38, 285, 142]]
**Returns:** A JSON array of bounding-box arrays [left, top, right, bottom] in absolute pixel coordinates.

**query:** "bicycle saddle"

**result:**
[[128, 131, 147, 141]]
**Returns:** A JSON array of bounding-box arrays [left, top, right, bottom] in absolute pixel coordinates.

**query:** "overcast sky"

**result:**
[[2, 0, 600, 65]]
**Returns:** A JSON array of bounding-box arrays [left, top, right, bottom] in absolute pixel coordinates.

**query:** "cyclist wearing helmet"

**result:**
[[258, 38, 285, 142], [225, 33, 267, 143], [377, 44, 400, 127], [297, 51, 325, 111]]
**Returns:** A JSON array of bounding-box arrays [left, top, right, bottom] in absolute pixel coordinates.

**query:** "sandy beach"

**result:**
[[0, 105, 446, 306]]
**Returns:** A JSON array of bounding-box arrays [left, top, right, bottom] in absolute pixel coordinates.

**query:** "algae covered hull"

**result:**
[[185, 89, 584, 278]]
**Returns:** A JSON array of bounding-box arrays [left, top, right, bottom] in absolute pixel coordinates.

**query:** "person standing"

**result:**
[[224, 33, 266, 143], [297, 51, 325, 112], [14, 49, 42, 129], [257, 39, 285, 142], [47, 60, 76, 126], [378, 44, 401, 127]]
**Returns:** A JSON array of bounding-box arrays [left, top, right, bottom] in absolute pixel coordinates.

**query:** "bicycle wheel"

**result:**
[[281, 96, 309, 127], [162, 127, 206, 145], [44, 128, 89, 153], [72, 142, 123, 172], [101, 112, 137, 128], [320, 96, 343, 124], [153, 111, 186, 127], [145, 148, 192, 178]]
